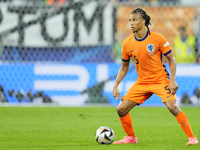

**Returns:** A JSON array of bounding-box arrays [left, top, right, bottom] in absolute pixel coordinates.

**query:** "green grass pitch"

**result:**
[[0, 106, 199, 150]]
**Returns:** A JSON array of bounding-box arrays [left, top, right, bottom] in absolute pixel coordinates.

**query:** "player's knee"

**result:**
[[116, 106, 127, 117], [167, 104, 180, 116]]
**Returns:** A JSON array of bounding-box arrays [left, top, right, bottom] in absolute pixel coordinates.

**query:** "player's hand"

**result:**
[[170, 80, 178, 94], [113, 86, 121, 100]]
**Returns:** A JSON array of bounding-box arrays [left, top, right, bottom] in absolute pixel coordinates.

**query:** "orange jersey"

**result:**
[[122, 31, 171, 83]]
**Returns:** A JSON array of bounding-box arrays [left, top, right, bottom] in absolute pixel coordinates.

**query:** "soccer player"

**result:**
[[112, 8, 199, 145]]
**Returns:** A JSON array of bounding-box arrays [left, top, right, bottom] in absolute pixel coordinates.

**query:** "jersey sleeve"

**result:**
[[121, 41, 130, 62], [159, 34, 172, 56]]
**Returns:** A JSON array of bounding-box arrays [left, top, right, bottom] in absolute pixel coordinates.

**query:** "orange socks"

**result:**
[[119, 113, 136, 137], [119, 111, 194, 138], [175, 111, 195, 138]]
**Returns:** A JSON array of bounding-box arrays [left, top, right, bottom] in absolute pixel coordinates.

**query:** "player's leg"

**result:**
[[113, 99, 138, 144], [165, 100, 199, 145], [153, 79, 198, 145], [113, 82, 152, 144], [117, 99, 138, 137], [164, 99, 181, 116], [116, 99, 138, 117]]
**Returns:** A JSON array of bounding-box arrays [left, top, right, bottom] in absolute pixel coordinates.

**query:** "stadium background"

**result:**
[[0, 0, 200, 107]]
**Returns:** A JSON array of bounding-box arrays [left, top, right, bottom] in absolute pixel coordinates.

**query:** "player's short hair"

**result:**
[[131, 8, 151, 35]]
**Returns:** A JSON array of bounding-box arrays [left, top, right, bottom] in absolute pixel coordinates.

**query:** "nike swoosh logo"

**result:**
[[131, 49, 136, 52], [181, 121, 185, 125], [167, 95, 171, 98]]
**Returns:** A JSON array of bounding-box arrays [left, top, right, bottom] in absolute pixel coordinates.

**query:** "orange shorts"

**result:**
[[122, 79, 176, 104]]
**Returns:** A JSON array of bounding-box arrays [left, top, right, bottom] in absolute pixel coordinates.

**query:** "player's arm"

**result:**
[[165, 52, 178, 94], [113, 60, 129, 99]]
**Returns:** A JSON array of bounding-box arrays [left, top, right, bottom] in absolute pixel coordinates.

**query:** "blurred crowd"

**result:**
[[0, 0, 199, 6], [0, 0, 200, 64], [0, 0, 194, 4]]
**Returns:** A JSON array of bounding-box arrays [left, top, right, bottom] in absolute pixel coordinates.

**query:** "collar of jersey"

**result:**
[[134, 30, 148, 41]]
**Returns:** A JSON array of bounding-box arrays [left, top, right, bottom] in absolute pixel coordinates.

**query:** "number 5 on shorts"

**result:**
[[164, 86, 171, 94]]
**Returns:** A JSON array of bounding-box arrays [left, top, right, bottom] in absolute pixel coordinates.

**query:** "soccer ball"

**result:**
[[95, 126, 115, 144]]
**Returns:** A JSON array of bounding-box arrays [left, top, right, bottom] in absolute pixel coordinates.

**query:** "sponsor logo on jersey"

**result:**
[[147, 44, 154, 52]]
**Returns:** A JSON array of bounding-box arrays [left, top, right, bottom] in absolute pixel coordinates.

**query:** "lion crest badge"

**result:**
[[147, 44, 154, 53]]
